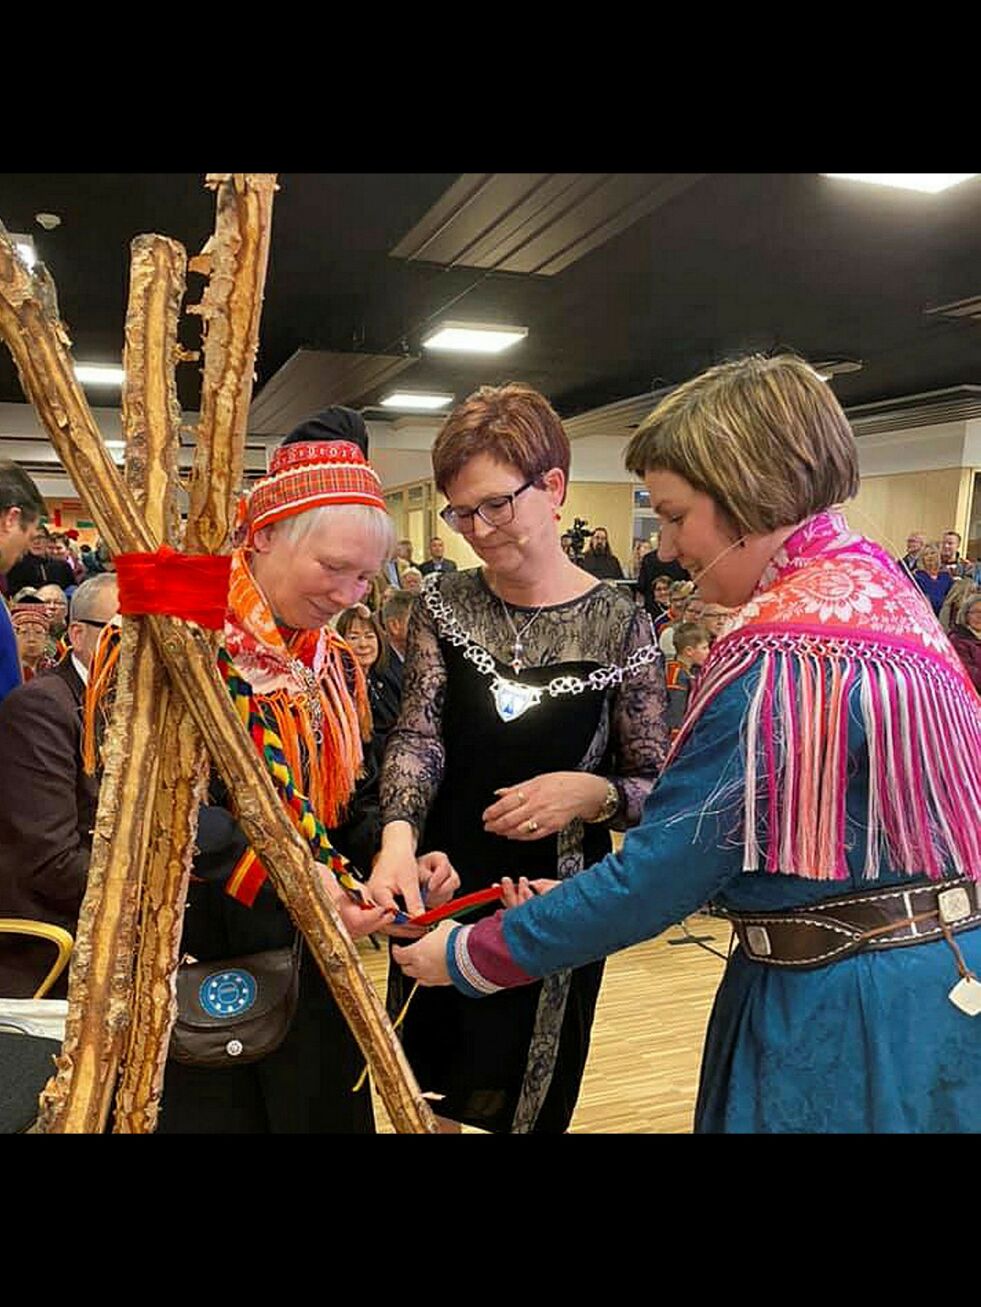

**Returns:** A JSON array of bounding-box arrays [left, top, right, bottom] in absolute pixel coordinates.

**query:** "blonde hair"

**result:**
[[625, 354, 860, 535], [918, 543, 941, 565]]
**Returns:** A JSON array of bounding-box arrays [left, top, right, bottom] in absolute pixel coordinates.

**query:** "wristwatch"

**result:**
[[585, 779, 619, 824]]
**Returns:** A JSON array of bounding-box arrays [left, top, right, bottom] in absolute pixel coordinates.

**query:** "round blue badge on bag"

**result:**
[[199, 969, 257, 1018]]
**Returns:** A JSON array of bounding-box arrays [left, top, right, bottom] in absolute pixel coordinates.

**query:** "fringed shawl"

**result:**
[[83, 548, 372, 833], [669, 511, 981, 882], [223, 549, 372, 828]]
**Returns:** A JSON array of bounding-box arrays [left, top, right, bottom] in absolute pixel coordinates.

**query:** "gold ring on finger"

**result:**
[[523, 818, 540, 833]]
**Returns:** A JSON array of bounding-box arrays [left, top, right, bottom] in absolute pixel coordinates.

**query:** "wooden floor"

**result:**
[[358, 913, 730, 1134]]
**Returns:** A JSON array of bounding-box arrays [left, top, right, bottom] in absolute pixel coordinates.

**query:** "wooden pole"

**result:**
[[0, 193, 436, 1134]]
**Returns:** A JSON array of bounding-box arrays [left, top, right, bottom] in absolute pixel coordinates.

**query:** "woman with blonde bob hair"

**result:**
[[395, 354, 981, 1133]]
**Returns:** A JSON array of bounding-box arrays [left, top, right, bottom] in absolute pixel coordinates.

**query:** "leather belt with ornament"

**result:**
[[718, 878, 981, 970]]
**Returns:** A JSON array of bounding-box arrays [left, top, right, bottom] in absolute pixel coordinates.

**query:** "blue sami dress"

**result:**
[[446, 514, 981, 1133]]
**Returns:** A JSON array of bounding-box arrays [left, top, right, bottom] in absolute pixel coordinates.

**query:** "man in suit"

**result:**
[[0, 573, 119, 998], [381, 589, 415, 699], [897, 530, 925, 580], [419, 536, 458, 577], [0, 460, 47, 705], [636, 535, 690, 617]]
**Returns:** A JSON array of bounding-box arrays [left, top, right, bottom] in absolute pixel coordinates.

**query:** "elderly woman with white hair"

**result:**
[[125, 409, 458, 1134]]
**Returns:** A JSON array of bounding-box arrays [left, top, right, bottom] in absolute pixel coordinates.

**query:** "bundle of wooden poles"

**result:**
[[0, 173, 435, 1134]]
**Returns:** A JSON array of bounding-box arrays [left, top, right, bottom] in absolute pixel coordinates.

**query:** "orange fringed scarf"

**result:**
[[82, 623, 123, 775], [221, 548, 371, 827], [82, 550, 372, 833]]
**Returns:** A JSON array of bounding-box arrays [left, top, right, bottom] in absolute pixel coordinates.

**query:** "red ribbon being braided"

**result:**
[[115, 546, 232, 629]]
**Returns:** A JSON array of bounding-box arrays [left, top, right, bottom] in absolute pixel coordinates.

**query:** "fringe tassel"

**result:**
[[677, 634, 981, 883], [81, 624, 122, 776]]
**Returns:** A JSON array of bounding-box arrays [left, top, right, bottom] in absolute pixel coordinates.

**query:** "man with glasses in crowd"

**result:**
[[0, 574, 119, 998]]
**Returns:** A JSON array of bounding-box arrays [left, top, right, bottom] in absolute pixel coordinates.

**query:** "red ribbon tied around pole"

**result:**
[[115, 546, 232, 629]]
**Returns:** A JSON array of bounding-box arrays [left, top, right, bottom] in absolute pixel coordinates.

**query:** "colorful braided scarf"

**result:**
[[83, 549, 373, 907], [670, 510, 981, 883]]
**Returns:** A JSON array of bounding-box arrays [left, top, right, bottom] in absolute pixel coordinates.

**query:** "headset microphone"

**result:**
[[690, 536, 746, 586]]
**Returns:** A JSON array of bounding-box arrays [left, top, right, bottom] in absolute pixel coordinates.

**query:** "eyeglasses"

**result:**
[[75, 617, 122, 630], [439, 477, 542, 534]]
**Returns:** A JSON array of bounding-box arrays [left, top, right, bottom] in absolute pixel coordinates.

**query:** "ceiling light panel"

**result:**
[[380, 392, 454, 411], [822, 174, 978, 194], [422, 322, 528, 354]]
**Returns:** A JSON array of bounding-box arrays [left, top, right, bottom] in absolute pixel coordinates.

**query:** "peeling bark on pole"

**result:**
[[0, 199, 436, 1135], [35, 622, 170, 1133], [35, 235, 184, 1134], [113, 235, 206, 1133], [185, 173, 276, 554]]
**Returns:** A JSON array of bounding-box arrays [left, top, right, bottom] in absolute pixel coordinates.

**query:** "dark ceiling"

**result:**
[[2, 171, 981, 426]]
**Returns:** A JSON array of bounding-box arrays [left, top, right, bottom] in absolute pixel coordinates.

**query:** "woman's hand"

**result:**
[[392, 921, 456, 987], [321, 872, 394, 940], [417, 851, 459, 909], [482, 772, 609, 841], [499, 875, 561, 907], [368, 823, 426, 917]]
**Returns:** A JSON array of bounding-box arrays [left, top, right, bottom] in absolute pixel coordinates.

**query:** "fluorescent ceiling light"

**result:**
[[74, 363, 126, 386], [380, 391, 454, 411], [822, 173, 978, 194], [422, 322, 528, 354]]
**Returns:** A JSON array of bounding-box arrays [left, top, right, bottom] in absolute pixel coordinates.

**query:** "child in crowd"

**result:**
[[664, 620, 710, 738]]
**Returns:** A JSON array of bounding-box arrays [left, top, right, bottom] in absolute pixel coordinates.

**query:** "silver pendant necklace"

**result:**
[[498, 595, 545, 675]]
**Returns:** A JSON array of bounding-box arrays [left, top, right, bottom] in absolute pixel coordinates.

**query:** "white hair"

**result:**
[[272, 503, 396, 558], [70, 573, 118, 623]]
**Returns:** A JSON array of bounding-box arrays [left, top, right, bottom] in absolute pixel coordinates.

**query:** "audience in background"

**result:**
[[658, 580, 695, 657], [420, 537, 457, 576], [914, 542, 954, 615], [8, 524, 76, 594], [401, 567, 424, 595], [10, 599, 54, 681], [897, 530, 925, 580], [629, 539, 653, 580], [664, 620, 710, 738], [36, 583, 69, 650], [700, 603, 733, 644], [579, 526, 624, 580], [0, 461, 46, 703], [939, 573, 978, 632], [560, 532, 574, 559], [381, 589, 415, 699], [636, 540, 690, 616], [649, 573, 672, 621], [948, 592, 981, 693], [940, 529, 972, 579], [0, 574, 116, 998], [336, 603, 402, 750]]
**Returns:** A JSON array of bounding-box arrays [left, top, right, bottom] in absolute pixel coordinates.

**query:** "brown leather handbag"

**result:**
[[169, 936, 302, 1068]]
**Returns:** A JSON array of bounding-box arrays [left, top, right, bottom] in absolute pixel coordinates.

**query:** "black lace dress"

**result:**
[[381, 570, 668, 1133]]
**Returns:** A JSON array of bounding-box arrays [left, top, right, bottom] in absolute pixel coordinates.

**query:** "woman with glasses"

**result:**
[[369, 383, 668, 1134]]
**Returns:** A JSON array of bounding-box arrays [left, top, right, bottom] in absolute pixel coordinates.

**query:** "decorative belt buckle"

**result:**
[[937, 887, 972, 926], [745, 925, 772, 958]]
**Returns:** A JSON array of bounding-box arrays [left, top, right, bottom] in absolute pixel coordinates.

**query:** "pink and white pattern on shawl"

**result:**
[[669, 510, 981, 882]]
